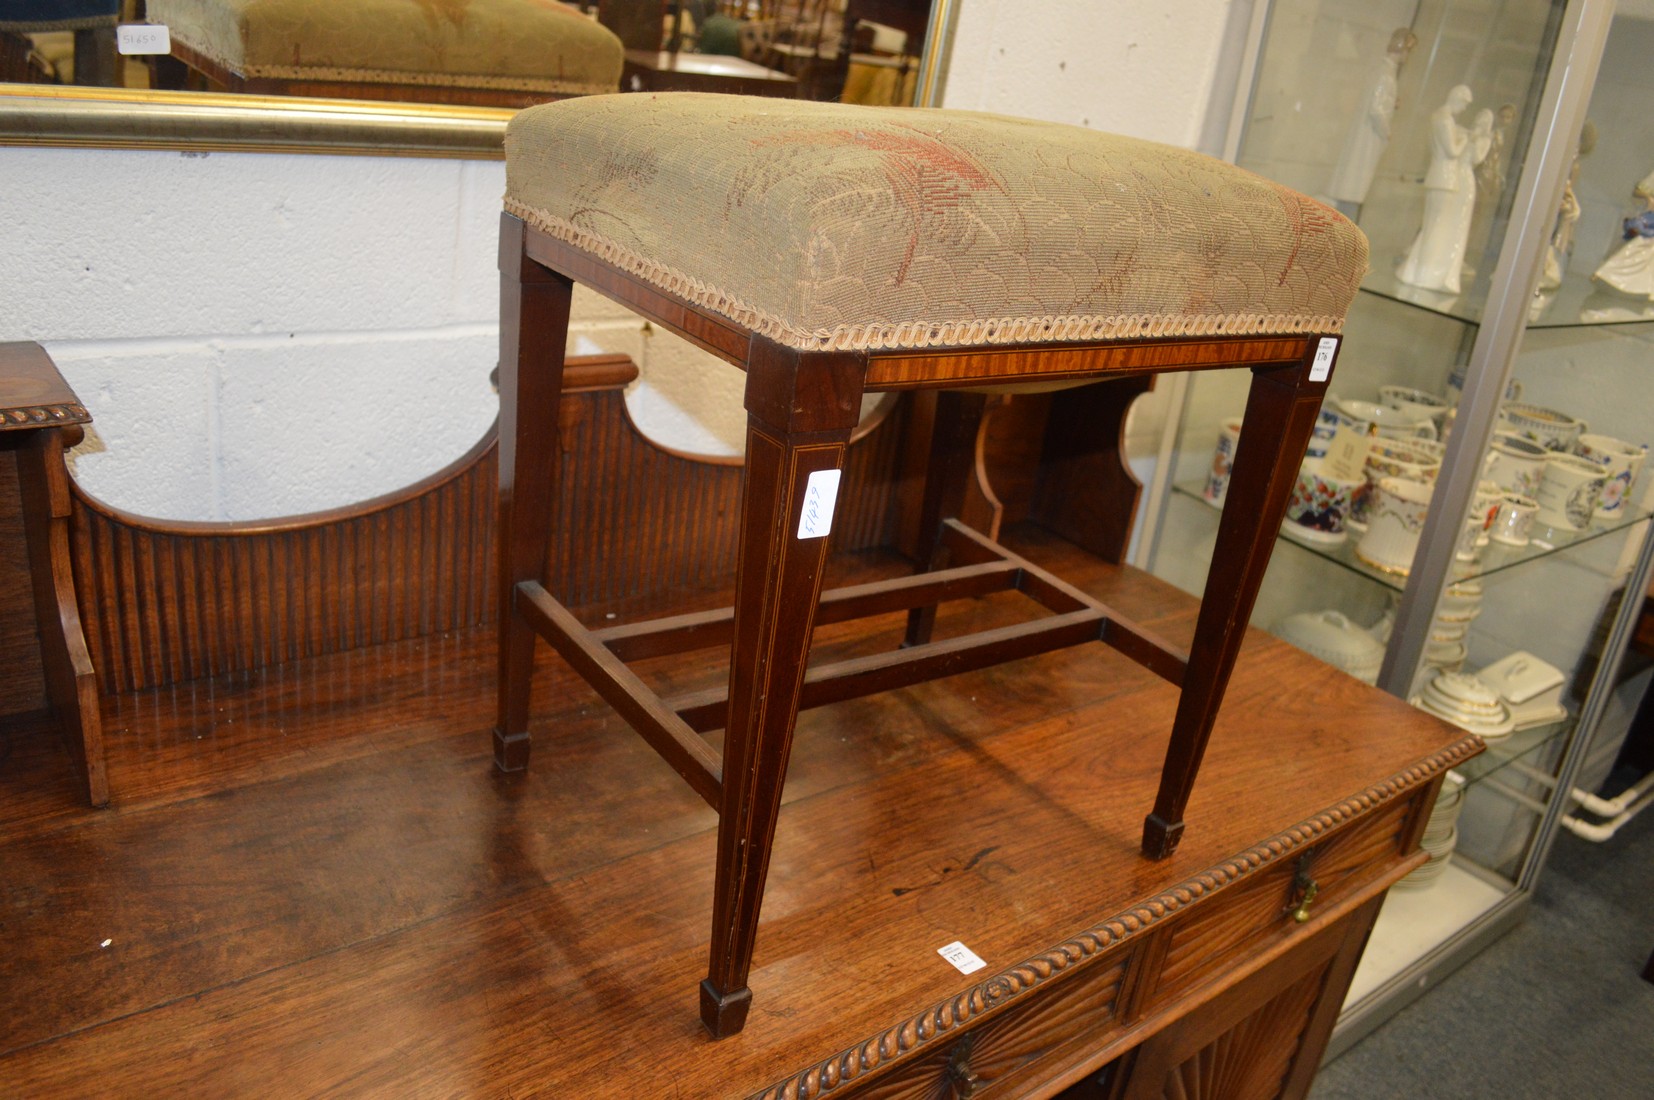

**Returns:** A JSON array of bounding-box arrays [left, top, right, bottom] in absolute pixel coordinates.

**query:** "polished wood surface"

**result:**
[[622, 49, 800, 97], [0, 526, 1477, 1096]]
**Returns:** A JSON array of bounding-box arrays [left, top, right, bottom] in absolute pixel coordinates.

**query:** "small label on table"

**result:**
[[937, 940, 986, 975], [1309, 336, 1339, 382], [796, 469, 841, 540], [117, 24, 172, 55]]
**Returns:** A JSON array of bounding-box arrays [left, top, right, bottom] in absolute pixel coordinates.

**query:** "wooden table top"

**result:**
[[0, 532, 1475, 1096], [0, 341, 89, 431]]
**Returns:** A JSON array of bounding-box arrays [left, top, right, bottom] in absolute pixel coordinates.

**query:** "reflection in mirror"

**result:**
[[1, 0, 934, 110]]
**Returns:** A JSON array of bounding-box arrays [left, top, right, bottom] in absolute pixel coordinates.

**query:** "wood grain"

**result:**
[[0, 532, 1477, 1096]]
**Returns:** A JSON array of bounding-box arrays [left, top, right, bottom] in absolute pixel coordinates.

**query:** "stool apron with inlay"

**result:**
[[494, 92, 1367, 1037]]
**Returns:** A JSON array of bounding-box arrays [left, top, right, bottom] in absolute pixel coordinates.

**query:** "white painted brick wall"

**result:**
[[0, 1, 1241, 521]]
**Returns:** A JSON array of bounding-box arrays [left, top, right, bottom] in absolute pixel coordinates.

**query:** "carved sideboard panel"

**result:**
[[68, 356, 909, 695]]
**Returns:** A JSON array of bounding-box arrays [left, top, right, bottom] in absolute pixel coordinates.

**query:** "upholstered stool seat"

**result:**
[[496, 92, 1367, 1037], [147, 0, 623, 105]]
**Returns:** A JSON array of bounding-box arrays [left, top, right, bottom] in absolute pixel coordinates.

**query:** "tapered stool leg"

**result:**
[[904, 390, 988, 647], [1143, 351, 1334, 858], [701, 339, 864, 1038], [494, 214, 574, 772]]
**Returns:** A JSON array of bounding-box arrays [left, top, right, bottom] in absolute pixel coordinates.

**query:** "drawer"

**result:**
[[1147, 791, 1420, 1009], [850, 943, 1138, 1099]]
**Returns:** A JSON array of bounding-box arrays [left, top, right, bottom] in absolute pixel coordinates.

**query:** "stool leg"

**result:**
[[702, 340, 864, 1038], [1143, 356, 1330, 858], [904, 390, 988, 647], [494, 214, 573, 772]]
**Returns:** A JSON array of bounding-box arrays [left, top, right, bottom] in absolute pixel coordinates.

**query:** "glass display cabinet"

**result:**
[[1142, 0, 1654, 1051]]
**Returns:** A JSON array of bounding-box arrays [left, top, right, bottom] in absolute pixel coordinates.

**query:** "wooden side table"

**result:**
[[0, 342, 104, 806]]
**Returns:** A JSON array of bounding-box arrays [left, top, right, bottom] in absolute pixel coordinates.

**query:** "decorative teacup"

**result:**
[[1483, 432, 1549, 498], [1331, 397, 1438, 441], [1535, 453, 1608, 532], [1499, 402, 1588, 452], [1574, 432, 1648, 519], [1282, 460, 1362, 545], [1356, 476, 1434, 575], [1379, 385, 1451, 426], [1202, 417, 1244, 505]]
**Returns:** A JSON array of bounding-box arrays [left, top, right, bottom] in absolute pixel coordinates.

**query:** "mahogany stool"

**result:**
[[496, 93, 1368, 1037]]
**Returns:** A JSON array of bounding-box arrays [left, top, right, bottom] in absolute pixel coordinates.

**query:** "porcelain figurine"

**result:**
[[1468, 103, 1516, 266], [1397, 86, 1492, 294], [1327, 28, 1418, 214], [1539, 123, 1596, 290], [1593, 169, 1654, 300]]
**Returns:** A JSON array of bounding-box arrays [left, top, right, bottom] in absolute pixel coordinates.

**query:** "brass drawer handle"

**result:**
[[947, 1032, 981, 1098], [1292, 878, 1320, 923]]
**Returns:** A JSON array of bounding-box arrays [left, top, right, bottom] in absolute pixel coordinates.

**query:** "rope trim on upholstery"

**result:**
[[177, 38, 613, 94], [0, 15, 118, 30], [505, 198, 1350, 352]]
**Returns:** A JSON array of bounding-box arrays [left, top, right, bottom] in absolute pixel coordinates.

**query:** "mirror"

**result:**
[[0, 1, 954, 155]]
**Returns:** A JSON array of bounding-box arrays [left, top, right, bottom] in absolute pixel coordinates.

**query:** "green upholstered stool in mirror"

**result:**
[[146, 0, 624, 106], [495, 92, 1368, 1037]]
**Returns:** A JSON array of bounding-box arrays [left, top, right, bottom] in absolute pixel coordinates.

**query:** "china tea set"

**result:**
[[1206, 388, 1646, 573]]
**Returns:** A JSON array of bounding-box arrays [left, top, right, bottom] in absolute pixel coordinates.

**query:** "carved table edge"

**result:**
[[748, 732, 1484, 1100], [1, 403, 90, 430]]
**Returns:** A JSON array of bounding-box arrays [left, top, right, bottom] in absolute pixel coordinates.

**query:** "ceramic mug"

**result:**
[[1488, 492, 1539, 546], [1499, 402, 1588, 452], [1535, 452, 1608, 532], [1356, 476, 1434, 575], [1379, 385, 1450, 426], [1574, 432, 1648, 519], [1351, 438, 1444, 527], [1202, 417, 1244, 505], [1282, 460, 1362, 545], [1483, 432, 1550, 498]]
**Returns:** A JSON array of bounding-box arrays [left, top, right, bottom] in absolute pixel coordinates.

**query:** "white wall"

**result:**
[[0, 1, 1244, 522]]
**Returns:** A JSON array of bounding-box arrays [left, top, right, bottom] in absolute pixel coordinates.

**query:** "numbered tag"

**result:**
[[117, 24, 172, 55], [1309, 336, 1339, 383], [796, 469, 841, 540], [937, 940, 986, 975]]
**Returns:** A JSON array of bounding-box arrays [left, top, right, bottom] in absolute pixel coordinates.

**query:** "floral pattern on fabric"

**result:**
[[505, 94, 1370, 352]]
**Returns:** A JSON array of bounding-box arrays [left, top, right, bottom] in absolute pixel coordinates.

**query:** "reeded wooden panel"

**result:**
[[68, 360, 907, 695], [1154, 962, 1325, 1100]]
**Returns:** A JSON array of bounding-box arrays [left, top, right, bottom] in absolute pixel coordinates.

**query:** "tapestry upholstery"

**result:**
[[505, 93, 1370, 353], [146, 0, 623, 95], [0, 0, 117, 31]]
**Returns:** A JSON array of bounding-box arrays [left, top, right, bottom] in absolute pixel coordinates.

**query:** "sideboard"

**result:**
[[0, 353, 1478, 1096]]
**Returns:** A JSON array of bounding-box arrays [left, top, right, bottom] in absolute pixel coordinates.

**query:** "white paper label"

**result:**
[[796, 468, 841, 540], [1309, 336, 1339, 382], [937, 940, 986, 975], [117, 24, 172, 55]]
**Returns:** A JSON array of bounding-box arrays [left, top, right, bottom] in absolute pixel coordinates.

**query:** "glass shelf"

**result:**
[[1172, 480, 1653, 594], [1358, 268, 1654, 331], [1449, 713, 1571, 788]]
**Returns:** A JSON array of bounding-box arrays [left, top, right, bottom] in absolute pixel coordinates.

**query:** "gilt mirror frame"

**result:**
[[0, 0, 958, 157]]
